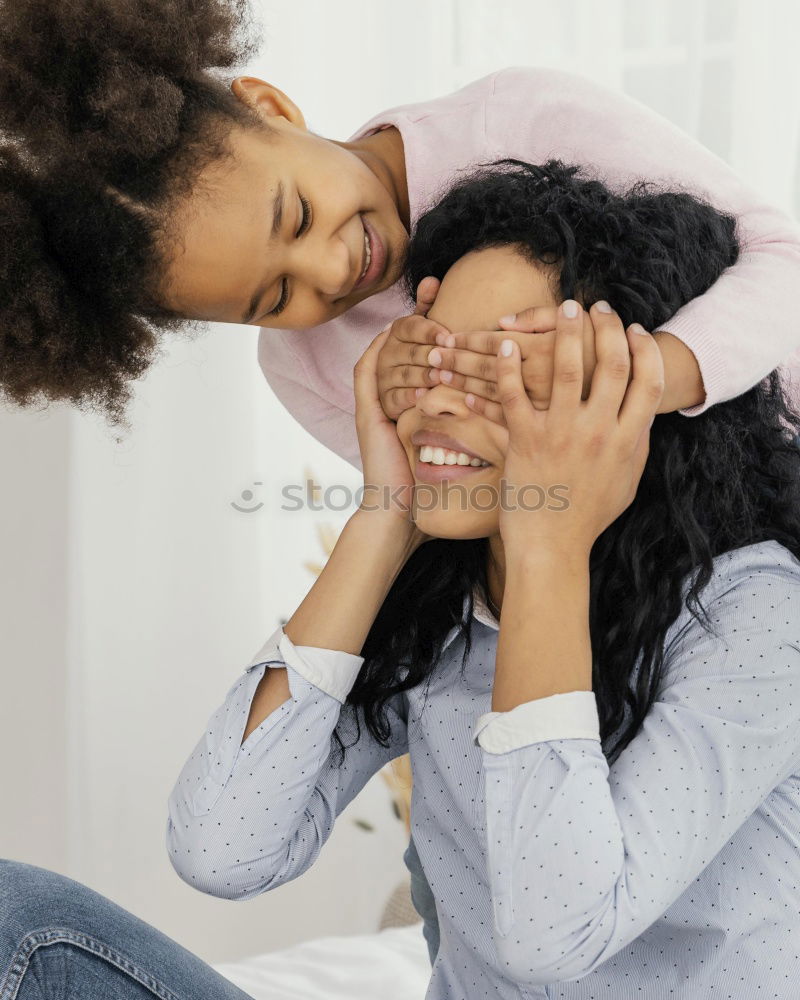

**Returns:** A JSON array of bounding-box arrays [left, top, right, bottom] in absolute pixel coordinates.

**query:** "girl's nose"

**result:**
[[417, 384, 472, 418], [298, 234, 355, 299]]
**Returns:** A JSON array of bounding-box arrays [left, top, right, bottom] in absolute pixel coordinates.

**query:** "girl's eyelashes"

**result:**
[[267, 195, 312, 318], [296, 195, 312, 236]]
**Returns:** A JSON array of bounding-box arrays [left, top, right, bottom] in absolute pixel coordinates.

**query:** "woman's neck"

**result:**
[[486, 535, 506, 618]]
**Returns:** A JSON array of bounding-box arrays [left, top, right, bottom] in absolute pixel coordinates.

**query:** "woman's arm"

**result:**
[[240, 509, 416, 742], [488, 65, 800, 415], [166, 623, 408, 899], [168, 331, 423, 898], [477, 544, 800, 987]]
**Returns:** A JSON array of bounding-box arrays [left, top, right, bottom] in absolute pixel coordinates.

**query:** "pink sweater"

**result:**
[[258, 66, 800, 470]]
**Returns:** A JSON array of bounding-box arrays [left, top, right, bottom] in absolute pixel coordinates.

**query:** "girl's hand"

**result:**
[[353, 328, 430, 548], [376, 276, 449, 420], [425, 305, 602, 425], [496, 301, 664, 557]]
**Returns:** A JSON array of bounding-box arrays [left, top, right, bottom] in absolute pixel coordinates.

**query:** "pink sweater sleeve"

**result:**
[[489, 66, 800, 415]]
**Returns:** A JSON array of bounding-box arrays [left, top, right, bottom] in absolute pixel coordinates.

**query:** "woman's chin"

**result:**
[[412, 508, 498, 540]]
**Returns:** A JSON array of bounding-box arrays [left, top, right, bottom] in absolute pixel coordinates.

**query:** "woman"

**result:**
[[2, 157, 798, 999], [163, 159, 800, 998], [1, 0, 798, 994]]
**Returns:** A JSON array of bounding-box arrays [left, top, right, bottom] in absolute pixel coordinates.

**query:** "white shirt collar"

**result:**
[[471, 586, 500, 631]]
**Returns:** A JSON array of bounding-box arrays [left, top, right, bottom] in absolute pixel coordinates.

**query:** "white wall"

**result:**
[[1, 0, 798, 968]]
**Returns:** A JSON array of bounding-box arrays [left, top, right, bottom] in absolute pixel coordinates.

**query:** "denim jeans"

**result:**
[[0, 859, 254, 999], [403, 836, 439, 967]]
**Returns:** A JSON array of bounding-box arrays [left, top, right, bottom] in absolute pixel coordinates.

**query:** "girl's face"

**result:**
[[161, 78, 411, 329], [395, 246, 559, 540]]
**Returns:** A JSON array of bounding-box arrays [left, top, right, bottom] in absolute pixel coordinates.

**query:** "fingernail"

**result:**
[[629, 323, 649, 335], [444, 333, 455, 348], [562, 300, 579, 318], [595, 300, 612, 313], [439, 370, 453, 383], [428, 348, 442, 365], [435, 332, 448, 347], [415, 388, 426, 398], [499, 314, 516, 324], [465, 393, 476, 407], [500, 339, 514, 356]]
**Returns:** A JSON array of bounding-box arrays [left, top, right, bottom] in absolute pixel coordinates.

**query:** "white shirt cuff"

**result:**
[[473, 690, 601, 754], [246, 626, 365, 704]]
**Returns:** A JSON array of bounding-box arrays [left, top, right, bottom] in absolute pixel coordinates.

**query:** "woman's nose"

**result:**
[[417, 384, 472, 418]]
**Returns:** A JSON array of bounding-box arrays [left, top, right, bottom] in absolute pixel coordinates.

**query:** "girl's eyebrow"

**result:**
[[241, 180, 284, 323]]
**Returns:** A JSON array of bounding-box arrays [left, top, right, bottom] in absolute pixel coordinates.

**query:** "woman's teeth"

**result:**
[[419, 445, 489, 467], [359, 226, 371, 280]]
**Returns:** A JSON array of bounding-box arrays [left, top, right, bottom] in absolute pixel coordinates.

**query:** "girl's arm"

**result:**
[[488, 65, 800, 415]]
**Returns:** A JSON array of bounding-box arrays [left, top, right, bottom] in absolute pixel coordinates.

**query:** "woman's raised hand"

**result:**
[[494, 300, 664, 556], [353, 327, 429, 548]]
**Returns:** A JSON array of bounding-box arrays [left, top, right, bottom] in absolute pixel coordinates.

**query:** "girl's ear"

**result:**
[[229, 77, 307, 130]]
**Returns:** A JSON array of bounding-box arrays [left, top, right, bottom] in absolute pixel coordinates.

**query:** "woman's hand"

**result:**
[[495, 300, 664, 557], [424, 305, 602, 425], [376, 276, 449, 420], [353, 328, 430, 549]]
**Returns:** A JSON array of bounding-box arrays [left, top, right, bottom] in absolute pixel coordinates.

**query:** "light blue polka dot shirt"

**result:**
[[167, 539, 800, 998]]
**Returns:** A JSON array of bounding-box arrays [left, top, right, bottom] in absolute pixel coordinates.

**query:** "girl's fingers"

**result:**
[[413, 276, 441, 316], [437, 326, 552, 353], [496, 338, 535, 441], [387, 314, 450, 348], [464, 392, 506, 426], [583, 301, 632, 418], [427, 346, 498, 381], [549, 300, 586, 413], [381, 386, 423, 419], [496, 305, 560, 334], [380, 363, 438, 389], [617, 324, 665, 445], [431, 369, 499, 399]]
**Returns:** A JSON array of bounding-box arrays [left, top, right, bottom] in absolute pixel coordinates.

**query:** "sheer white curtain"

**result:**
[[1, 0, 797, 964]]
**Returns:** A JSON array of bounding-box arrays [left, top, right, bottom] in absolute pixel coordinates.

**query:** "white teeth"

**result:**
[[418, 445, 489, 467], [359, 226, 371, 280]]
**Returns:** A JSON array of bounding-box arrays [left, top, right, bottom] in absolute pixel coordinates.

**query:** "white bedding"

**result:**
[[212, 922, 431, 1000]]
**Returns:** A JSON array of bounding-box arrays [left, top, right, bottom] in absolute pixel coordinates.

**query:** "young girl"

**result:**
[[163, 160, 800, 998], [1, 0, 799, 447]]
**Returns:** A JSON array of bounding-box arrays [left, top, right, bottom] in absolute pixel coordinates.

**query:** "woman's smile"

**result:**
[[410, 427, 494, 484]]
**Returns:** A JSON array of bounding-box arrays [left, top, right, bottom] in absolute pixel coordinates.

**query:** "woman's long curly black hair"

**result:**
[[0, 0, 264, 432], [333, 158, 800, 768]]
